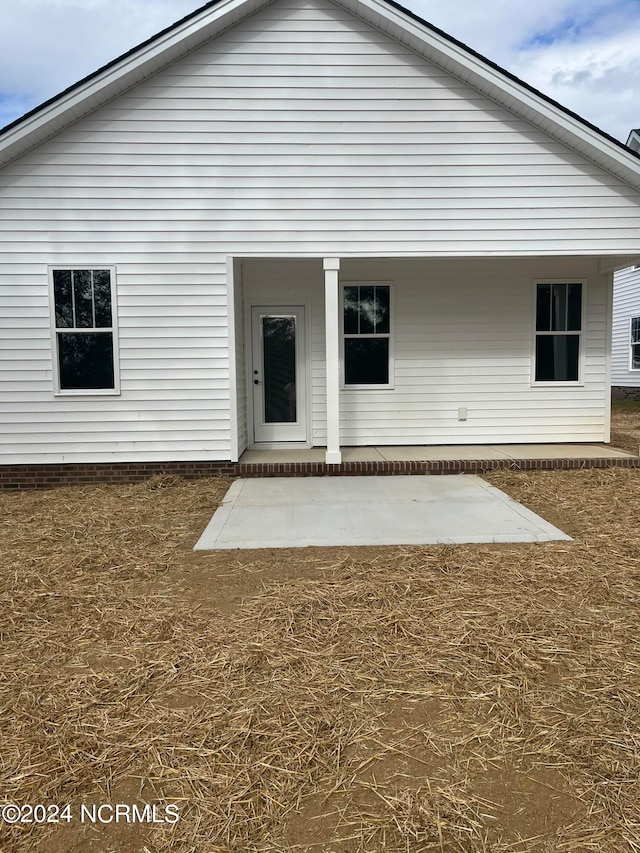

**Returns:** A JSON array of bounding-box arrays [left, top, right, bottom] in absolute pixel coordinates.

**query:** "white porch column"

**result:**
[[324, 257, 342, 464]]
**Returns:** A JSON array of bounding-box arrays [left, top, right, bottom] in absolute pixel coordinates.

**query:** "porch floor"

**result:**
[[236, 442, 638, 476], [241, 443, 632, 463]]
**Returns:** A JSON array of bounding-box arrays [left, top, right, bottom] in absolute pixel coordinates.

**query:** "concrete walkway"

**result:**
[[194, 475, 571, 550]]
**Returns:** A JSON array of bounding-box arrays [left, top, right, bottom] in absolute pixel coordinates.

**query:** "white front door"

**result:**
[[251, 306, 307, 443]]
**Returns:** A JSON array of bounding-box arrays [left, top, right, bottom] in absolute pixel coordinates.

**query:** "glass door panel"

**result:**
[[263, 316, 297, 423], [251, 306, 307, 443]]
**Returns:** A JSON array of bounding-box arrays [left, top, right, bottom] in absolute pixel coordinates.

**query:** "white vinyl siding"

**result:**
[[0, 265, 231, 464], [612, 266, 640, 388], [0, 0, 637, 463]]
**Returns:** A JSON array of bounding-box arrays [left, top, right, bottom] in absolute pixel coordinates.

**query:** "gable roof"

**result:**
[[2, 0, 640, 192]]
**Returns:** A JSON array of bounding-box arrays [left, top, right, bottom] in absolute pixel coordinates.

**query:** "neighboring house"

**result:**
[[2, 0, 640, 477], [627, 128, 640, 154], [611, 129, 640, 400], [612, 263, 640, 400]]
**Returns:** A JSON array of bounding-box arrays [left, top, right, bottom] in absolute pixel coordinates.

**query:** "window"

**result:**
[[631, 317, 640, 371], [50, 267, 119, 393], [534, 282, 583, 383], [343, 284, 392, 386]]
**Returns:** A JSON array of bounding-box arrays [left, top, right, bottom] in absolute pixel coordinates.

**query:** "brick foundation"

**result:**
[[1, 455, 639, 489], [0, 461, 238, 489]]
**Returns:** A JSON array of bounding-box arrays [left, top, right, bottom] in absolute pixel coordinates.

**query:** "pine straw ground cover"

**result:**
[[0, 427, 639, 851], [610, 399, 640, 454]]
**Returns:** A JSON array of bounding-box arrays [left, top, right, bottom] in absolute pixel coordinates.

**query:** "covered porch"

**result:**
[[230, 255, 627, 465]]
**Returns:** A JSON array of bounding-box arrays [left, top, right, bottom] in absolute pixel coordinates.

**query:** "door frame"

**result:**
[[246, 303, 312, 447]]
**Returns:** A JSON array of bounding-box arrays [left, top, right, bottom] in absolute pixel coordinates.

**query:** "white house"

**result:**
[[627, 128, 640, 154], [2, 0, 640, 481], [612, 263, 640, 399], [611, 129, 640, 400]]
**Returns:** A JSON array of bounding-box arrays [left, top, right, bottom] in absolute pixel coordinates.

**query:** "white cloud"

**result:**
[[509, 21, 640, 140], [411, 0, 640, 139], [0, 0, 196, 105]]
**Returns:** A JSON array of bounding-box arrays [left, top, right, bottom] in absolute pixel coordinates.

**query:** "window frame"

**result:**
[[631, 316, 640, 372], [340, 281, 395, 390], [531, 279, 586, 387], [48, 265, 120, 396]]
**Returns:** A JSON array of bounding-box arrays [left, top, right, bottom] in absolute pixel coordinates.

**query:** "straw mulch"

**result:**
[[1, 418, 640, 852], [610, 399, 640, 454]]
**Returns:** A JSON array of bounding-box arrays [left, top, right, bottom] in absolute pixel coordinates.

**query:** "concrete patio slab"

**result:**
[[194, 475, 571, 550]]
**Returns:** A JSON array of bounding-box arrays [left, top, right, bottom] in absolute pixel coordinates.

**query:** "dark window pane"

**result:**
[[535, 334, 579, 381], [58, 332, 114, 390], [567, 283, 582, 331], [343, 286, 359, 334], [262, 316, 296, 423], [93, 270, 112, 327], [631, 317, 640, 344], [358, 286, 375, 333], [536, 284, 551, 332], [73, 270, 94, 328], [632, 344, 640, 370], [345, 338, 389, 385], [551, 283, 567, 331], [53, 270, 73, 328], [374, 286, 390, 333]]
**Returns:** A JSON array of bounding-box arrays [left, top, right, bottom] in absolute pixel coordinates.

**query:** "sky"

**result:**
[[0, 0, 639, 142]]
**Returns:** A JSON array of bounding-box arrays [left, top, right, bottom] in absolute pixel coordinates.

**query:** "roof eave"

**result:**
[[334, 0, 640, 193]]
